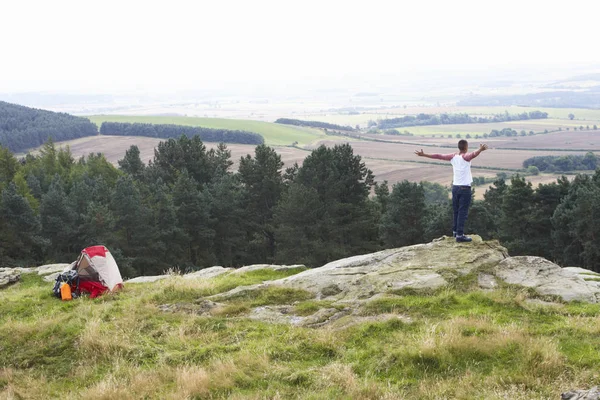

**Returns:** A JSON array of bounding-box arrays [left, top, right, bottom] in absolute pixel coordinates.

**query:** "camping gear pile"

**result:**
[[53, 245, 123, 300]]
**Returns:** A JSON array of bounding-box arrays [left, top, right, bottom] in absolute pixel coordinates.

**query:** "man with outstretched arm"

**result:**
[[415, 140, 489, 242]]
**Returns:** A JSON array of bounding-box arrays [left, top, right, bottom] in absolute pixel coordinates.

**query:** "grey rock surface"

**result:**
[[182, 266, 233, 280], [127, 264, 303, 284], [477, 273, 498, 289], [230, 264, 305, 274], [0, 269, 20, 289], [242, 236, 507, 301], [209, 237, 600, 305], [494, 256, 600, 303], [35, 264, 71, 275], [126, 275, 170, 283], [562, 386, 600, 400]]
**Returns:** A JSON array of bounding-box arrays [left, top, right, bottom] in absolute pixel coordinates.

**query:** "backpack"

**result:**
[[53, 270, 80, 299]]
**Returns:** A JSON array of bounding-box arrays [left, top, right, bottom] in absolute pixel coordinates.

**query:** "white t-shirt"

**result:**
[[451, 154, 473, 186]]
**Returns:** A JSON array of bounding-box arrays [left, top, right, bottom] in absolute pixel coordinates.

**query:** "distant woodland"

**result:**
[[275, 118, 355, 131], [0, 101, 98, 152], [523, 153, 598, 172], [377, 111, 548, 129], [100, 122, 264, 145]]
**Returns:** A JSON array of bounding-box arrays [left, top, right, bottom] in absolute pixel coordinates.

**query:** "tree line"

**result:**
[[0, 101, 267, 155], [0, 136, 598, 276], [377, 111, 548, 129], [275, 118, 355, 131], [99, 122, 264, 145], [0, 101, 98, 153], [523, 153, 598, 172]]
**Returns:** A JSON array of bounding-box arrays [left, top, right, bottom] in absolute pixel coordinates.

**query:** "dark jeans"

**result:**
[[452, 185, 472, 236]]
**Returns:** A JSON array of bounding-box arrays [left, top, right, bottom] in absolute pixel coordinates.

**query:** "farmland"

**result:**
[[308, 139, 593, 170], [294, 105, 600, 133], [43, 135, 473, 187], [39, 134, 569, 199], [32, 108, 593, 196], [358, 129, 600, 151], [87, 115, 329, 146]]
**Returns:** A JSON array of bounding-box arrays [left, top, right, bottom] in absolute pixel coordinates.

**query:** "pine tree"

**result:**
[[153, 135, 211, 185], [205, 174, 247, 266], [26, 174, 43, 199], [118, 145, 145, 178], [380, 180, 426, 247], [0, 146, 19, 190], [149, 180, 187, 269], [499, 176, 535, 255], [274, 183, 326, 266], [552, 174, 595, 268], [40, 175, 76, 257], [81, 202, 116, 248], [112, 175, 155, 275], [173, 170, 214, 266], [373, 181, 390, 215], [0, 183, 46, 264], [238, 145, 284, 261], [207, 142, 234, 178]]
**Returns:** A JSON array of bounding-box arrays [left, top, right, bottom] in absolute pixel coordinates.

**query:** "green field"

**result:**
[[87, 115, 328, 146], [296, 106, 600, 131]]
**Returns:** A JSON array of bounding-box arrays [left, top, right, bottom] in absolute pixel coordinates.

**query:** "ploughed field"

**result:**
[[38, 134, 573, 195], [361, 129, 600, 150], [308, 139, 596, 170]]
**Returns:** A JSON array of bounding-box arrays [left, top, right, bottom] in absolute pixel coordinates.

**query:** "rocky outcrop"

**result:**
[[229, 264, 304, 275], [1, 263, 72, 288], [210, 236, 507, 303], [495, 256, 600, 303], [182, 266, 233, 280], [126, 275, 171, 283], [208, 236, 600, 305], [126, 264, 304, 284], [0, 268, 21, 289]]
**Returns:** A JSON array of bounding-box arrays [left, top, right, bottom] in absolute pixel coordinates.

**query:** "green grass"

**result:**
[[87, 115, 328, 146], [2, 271, 600, 399]]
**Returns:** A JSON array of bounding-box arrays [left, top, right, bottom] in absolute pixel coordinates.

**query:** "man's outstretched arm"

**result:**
[[414, 149, 454, 161], [463, 143, 489, 161]]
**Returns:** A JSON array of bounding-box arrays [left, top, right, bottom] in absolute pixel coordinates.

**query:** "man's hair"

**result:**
[[458, 140, 468, 152]]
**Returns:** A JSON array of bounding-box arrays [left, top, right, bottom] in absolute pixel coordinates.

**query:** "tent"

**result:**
[[71, 245, 123, 298]]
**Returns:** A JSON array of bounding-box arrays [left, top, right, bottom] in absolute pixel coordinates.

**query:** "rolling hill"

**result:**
[[0, 101, 98, 152]]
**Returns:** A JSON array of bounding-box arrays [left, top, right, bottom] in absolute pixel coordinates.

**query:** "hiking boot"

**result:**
[[456, 235, 472, 243]]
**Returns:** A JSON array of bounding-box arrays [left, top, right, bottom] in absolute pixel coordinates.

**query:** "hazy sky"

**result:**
[[1, 0, 598, 93]]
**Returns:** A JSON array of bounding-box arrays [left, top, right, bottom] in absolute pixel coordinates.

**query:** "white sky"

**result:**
[[1, 0, 599, 93]]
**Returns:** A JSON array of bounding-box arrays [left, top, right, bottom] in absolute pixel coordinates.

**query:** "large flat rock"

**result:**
[[211, 236, 508, 302], [269, 235, 507, 301]]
